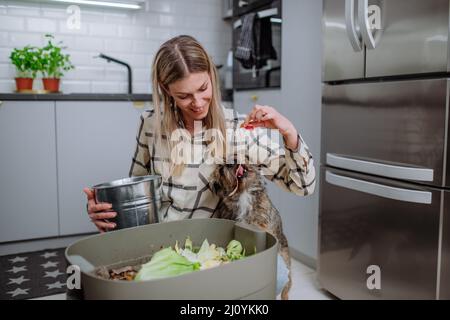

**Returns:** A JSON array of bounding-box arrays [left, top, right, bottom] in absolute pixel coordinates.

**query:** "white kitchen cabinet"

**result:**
[[233, 89, 282, 115], [56, 101, 146, 235], [0, 101, 59, 242]]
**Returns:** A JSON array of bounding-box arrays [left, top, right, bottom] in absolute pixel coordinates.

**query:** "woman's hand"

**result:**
[[243, 105, 299, 150], [83, 187, 117, 233]]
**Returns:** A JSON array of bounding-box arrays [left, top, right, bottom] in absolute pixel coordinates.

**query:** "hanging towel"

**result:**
[[235, 12, 278, 70], [235, 12, 257, 69], [254, 17, 278, 69]]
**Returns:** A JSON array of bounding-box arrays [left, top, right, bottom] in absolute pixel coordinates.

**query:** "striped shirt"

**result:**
[[129, 107, 316, 222]]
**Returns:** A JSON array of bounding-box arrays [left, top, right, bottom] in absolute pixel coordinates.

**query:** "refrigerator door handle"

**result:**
[[326, 153, 434, 182], [325, 171, 432, 204], [358, 0, 383, 49], [345, 0, 363, 52]]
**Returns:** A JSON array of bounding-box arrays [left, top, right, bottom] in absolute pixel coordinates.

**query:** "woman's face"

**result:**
[[168, 71, 212, 123]]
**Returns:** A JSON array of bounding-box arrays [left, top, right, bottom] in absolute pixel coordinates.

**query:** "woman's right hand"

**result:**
[[83, 187, 117, 233]]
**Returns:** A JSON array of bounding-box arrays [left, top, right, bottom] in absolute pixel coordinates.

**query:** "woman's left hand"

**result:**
[[243, 105, 299, 150]]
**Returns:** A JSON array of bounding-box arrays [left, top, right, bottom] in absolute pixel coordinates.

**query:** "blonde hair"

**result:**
[[151, 35, 226, 177]]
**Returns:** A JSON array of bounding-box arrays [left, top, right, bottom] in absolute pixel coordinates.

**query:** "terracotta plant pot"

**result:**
[[42, 78, 60, 92], [15, 78, 33, 91]]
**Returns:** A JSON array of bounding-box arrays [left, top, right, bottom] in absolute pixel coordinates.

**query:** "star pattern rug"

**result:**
[[0, 248, 67, 300]]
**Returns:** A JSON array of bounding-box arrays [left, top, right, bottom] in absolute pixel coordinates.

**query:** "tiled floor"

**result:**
[[32, 259, 336, 300], [283, 259, 335, 300]]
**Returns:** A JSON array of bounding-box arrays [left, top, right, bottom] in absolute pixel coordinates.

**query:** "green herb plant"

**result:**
[[40, 34, 74, 79], [9, 46, 42, 79]]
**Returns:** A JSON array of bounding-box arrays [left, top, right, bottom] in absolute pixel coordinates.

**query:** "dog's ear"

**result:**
[[209, 181, 221, 195]]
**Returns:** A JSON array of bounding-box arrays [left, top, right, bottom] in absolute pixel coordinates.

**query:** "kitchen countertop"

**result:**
[[0, 90, 233, 102], [0, 93, 152, 101]]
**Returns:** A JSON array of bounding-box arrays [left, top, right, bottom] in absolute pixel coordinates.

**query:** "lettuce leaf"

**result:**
[[134, 238, 246, 281], [134, 247, 200, 281], [226, 240, 244, 260]]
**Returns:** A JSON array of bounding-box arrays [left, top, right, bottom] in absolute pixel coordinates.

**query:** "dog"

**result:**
[[209, 163, 292, 300]]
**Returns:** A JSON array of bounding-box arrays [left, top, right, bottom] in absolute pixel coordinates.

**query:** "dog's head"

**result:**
[[209, 163, 258, 198]]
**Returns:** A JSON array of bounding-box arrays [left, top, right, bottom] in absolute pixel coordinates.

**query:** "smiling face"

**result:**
[[168, 71, 212, 125]]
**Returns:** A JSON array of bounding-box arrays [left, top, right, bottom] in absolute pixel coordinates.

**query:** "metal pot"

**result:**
[[93, 175, 162, 230]]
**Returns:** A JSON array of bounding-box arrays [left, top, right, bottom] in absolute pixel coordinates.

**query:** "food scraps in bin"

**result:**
[[95, 265, 140, 281], [94, 238, 248, 282]]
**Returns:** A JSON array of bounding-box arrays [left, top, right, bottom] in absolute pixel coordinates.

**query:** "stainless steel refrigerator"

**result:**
[[319, 0, 450, 299]]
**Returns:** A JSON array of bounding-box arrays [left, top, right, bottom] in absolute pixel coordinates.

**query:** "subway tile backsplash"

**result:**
[[0, 0, 232, 93]]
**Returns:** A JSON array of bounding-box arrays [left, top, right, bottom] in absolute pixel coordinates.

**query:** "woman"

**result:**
[[83, 35, 315, 296], [85, 34, 315, 228]]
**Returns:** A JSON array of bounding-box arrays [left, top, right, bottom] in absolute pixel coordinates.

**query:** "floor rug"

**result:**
[[0, 248, 67, 300]]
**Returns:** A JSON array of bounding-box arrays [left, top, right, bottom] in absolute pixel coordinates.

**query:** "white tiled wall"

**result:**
[[0, 0, 232, 93]]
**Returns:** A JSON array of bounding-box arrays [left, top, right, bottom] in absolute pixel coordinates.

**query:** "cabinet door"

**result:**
[[233, 89, 281, 115], [56, 101, 145, 236], [0, 101, 59, 242]]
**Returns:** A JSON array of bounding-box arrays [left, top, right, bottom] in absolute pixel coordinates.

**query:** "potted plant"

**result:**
[[40, 34, 75, 92], [9, 46, 41, 92]]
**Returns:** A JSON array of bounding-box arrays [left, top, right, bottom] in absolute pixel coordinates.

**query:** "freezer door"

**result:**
[[440, 193, 450, 299], [323, 0, 365, 81], [318, 167, 440, 299], [322, 78, 448, 187], [364, 0, 449, 77]]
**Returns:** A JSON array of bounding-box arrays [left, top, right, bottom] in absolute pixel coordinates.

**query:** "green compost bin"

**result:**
[[65, 218, 278, 300]]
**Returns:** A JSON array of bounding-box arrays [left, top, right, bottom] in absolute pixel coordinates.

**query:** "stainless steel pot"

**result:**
[[93, 175, 162, 230]]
